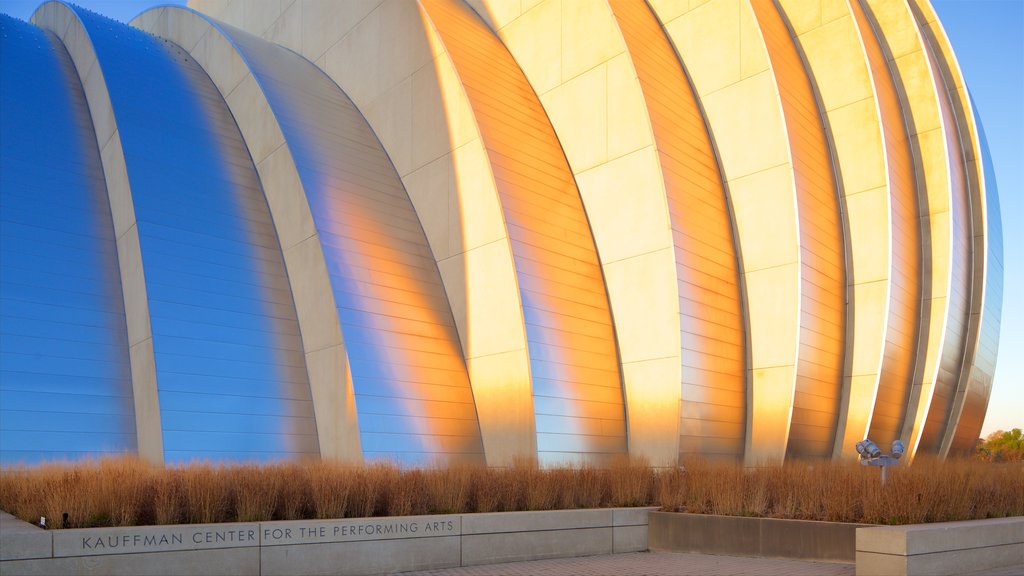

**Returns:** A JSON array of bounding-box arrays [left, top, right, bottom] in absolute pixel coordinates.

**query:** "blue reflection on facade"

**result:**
[[0, 15, 135, 464], [209, 20, 485, 465], [71, 7, 318, 462], [971, 105, 1003, 430]]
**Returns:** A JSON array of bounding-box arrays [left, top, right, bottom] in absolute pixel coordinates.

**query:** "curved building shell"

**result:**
[[0, 0, 1002, 466]]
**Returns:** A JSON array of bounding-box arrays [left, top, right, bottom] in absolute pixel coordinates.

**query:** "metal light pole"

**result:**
[[856, 439, 905, 484]]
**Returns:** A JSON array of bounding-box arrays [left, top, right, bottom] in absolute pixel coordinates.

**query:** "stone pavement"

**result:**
[[402, 552, 856, 575]]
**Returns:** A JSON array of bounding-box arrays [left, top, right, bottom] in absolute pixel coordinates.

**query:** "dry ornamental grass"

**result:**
[[0, 456, 1019, 529]]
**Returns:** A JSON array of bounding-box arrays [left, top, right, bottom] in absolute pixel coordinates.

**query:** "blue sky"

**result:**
[[1, 0, 1020, 438]]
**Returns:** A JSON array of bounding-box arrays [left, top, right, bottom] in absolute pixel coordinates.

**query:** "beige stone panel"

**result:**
[[903, 294, 948, 456], [925, 211, 952, 300], [409, 62, 450, 172], [893, 51, 942, 133], [820, 0, 848, 24], [560, 0, 626, 80], [377, 0, 436, 94], [256, 145, 317, 251], [655, 0, 742, 94], [449, 140, 507, 254], [82, 61, 115, 149], [430, 51, 482, 152], [266, 1, 301, 49], [55, 11, 95, 78], [99, 135, 134, 239], [464, 349, 536, 465], [115, 224, 152, 348], [836, 373, 881, 454], [193, 24, 251, 100], [746, 364, 797, 464], [188, 0, 231, 20], [285, 236, 344, 353], [781, 0, 822, 34], [298, 0, 380, 62], [849, 280, 890, 378], [402, 155, 452, 261], [606, 52, 652, 160], [365, 75, 414, 175], [214, 0, 243, 28], [620, 359, 682, 466], [483, 0, 562, 95], [573, 148, 673, 266], [304, 345, 362, 461], [241, 0, 283, 36], [130, 8, 162, 38], [727, 165, 800, 272], [845, 186, 890, 283], [225, 74, 285, 164], [321, 7, 383, 106], [833, 279, 888, 454], [466, 0, 521, 31], [862, 0, 920, 60], [827, 97, 887, 194], [745, 263, 801, 371], [602, 248, 680, 365], [145, 6, 208, 53], [440, 240, 527, 360], [29, 1, 67, 37], [129, 337, 163, 462], [904, 213, 952, 456], [699, 72, 790, 180], [788, 12, 872, 109], [645, 0, 690, 23], [738, 0, 769, 78], [540, 66, 609, 173]]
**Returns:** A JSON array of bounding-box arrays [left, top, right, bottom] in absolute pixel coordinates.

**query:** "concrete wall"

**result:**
[[648, 511, 870, 562], [856, 517, 1024, 576], [0, 508, 653, 575]]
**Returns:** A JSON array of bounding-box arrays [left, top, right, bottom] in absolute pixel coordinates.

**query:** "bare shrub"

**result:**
[[609, 455, 654, 507], [231, 464, 279, 522], [179, 463, 230, 524], [425, 465, 474, 514], [308, 461, 352, 520], [1, 454, 1020, 528]]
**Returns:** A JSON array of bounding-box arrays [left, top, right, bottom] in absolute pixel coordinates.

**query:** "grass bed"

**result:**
[[1, 456, 1019, 529]]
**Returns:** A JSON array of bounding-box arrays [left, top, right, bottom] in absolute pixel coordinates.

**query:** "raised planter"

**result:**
[[648, 511, 871, 562], [856, 517, 1024, 576], [0, 508, 655, 575]]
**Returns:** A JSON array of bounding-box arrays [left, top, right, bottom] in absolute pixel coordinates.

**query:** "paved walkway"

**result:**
[[403, 552, 855, 576]]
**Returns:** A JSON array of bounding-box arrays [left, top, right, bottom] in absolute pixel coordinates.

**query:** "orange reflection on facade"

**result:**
[[751, 0, 847, 459], [420, 0, 626, 465], [609, 0, 746, 460], [914, 36, 973, 455], [908, 0, 996, 456], [851, 0, 922, 451]]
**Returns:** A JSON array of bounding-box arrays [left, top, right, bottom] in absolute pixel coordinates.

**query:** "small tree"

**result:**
[[976, 429, 1024, 462]]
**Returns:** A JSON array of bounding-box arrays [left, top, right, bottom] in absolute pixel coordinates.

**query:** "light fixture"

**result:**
[[856, 437, 903, 484]]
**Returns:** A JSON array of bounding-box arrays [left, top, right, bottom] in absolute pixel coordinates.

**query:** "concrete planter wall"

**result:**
[[648, 511, 871, 562], [0, 508, 654, 575], [856, 517, 1024, 576]]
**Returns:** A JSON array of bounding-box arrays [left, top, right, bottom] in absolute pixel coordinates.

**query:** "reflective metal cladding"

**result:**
[[1, 15, 135, 463], [63, 5, 319, 462], [0, 0, 1001, 466]]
